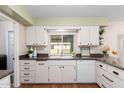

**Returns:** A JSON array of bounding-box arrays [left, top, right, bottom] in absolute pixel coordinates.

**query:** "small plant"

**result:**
[[71, 51, 76, 57], [28, 47, 33, 58], [99, 28, 105, 35], [101, 46, 110, 56], [28, 50, 33, 54]]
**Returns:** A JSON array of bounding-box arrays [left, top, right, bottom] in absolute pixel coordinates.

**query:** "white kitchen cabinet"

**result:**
[[20, 60, 35, 83], [0, 75, 11, 88], [49, 66, 62, 83], [77, 60, 96, 83], [96, 61, 124, 88], [78, 26, 90, 46], [26, 26, 36, 45], [78, 26, 99, 46], [48, 60, 76, 83], [36, 61, 48, 83], [62, 66, 76, 83], [35, 26, 47, 46], [89, 26, 99, 46], [26, 26, 47, 46]]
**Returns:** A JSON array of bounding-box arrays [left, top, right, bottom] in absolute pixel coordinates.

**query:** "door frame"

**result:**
[[0, 12, 20, 87]]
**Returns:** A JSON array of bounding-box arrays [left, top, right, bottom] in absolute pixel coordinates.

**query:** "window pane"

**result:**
[[50, 35, 62, 55], [63, 35, 74, 55], [51, 35, 61, 42]]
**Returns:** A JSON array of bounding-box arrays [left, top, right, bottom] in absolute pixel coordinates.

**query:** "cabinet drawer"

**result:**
[[20, 61, 35, 66], [36, 61, 48, 66], [96, 76, 112, 88], [21, 77, 35, 83], [21, 71, 34, 77], [96, 62, 107, 71], [49, 60, 76, 66], [20, 66, 35, 71], [97, 67, 124, 88], [107, 65, 124, 81]]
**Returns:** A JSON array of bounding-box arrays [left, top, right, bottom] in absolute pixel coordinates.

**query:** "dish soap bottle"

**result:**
[[33, 48, 37, 58]]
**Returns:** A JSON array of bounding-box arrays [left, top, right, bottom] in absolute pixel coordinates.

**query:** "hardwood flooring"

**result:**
[[20, 84, 100, 88]]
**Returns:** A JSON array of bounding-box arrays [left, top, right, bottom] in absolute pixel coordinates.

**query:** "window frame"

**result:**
[[48, 31, 76, 56]]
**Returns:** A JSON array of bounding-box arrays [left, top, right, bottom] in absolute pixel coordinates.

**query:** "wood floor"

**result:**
[[20, 84, 100, 88]]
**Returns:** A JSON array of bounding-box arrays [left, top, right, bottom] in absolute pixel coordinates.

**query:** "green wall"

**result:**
[[34, 17, 108, 26]]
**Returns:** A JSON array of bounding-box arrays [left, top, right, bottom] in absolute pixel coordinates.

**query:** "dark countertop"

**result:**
[[19, 55, 124, 70], [0, 70, 14, 79]]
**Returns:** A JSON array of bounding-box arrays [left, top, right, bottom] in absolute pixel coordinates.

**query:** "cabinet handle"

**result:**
[[102, 84, 106, 88], [38, 63, 44, 65], [24, 73, 30, 75], [113, 71, 119, 75], [63, 66, 64, 68], [24, 63, 30, 65], [99, 65, 103, 67], [24, 79, 30, 81], [24, 68, 30, 70], [102, 74, 114, 83]]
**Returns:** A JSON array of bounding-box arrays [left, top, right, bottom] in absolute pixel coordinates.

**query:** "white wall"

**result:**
[[18, 23, 27, 55], [103, 21, 124, 56], [0, 21, 14, 54]]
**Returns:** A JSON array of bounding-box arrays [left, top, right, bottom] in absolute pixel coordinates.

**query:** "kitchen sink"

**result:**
[[49, 56, 73, 59]]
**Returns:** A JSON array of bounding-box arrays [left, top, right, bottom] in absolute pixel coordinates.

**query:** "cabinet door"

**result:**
[[36, 26, 47, 45], [77, 60, 96, 83], [49, 66, 62, 83], [36, 62, 48, 83], [62, 66, 76, 83], [78, 26, 90, 46], [89, 26, 99, 46], [26, 27, 36, 45]]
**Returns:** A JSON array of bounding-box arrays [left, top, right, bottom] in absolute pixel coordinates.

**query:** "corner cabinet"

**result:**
[[78, 26, 99, 46], [96, 61, 124, 88], [26, 26, 47, 46]]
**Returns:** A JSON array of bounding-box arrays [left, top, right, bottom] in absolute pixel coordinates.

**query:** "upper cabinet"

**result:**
[[26, 26, 47, 46], [78, 26, 99, 46]]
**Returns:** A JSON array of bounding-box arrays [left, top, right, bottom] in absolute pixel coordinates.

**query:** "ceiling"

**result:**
[[23, 5, 124, 20]]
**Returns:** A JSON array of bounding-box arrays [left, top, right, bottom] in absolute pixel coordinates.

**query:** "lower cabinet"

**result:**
[[36, 61, 48, 83], [20, 60, 35, 83], [96, 61, 124, 88], [0, 75, 11, 88], [49, 66, 62, 83], [62, 66, 76, 83], [48, 60, 76, 83], [49, 65, 76, 83]]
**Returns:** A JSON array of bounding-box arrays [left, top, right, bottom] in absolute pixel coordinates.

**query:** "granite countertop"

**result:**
[[19, 55, 124, 70], [0, 70, 14, 79]]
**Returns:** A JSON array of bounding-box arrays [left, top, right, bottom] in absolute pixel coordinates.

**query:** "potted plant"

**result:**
[[28, 47, 33, 58], [101, 46, 110, 57]]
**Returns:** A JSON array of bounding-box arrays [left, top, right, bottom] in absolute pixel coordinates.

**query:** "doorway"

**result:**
[[7, 31, 15, 70]]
